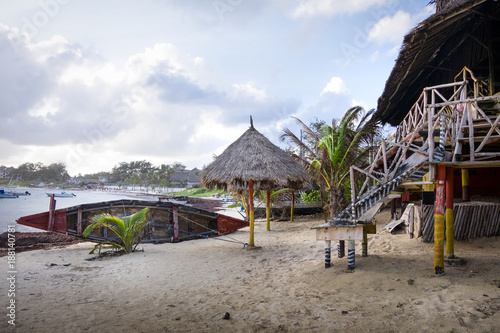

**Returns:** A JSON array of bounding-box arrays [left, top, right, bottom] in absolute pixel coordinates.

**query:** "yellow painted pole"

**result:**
[[446, 168, 455, 258], [461, 169, 470, 202], [266, 188, 271, 231], [434, 164, 446, 275], [248, 179, 255, 247], [290, 191, 294, 222]]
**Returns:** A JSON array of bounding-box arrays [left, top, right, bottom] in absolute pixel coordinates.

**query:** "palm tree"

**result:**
[[312, 106, 379, 218], [280, 117, 330, 221], [282, 107, 380, 220], [83, 207, 149, 254]]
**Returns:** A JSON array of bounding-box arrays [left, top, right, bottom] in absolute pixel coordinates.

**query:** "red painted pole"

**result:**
[[434, 164, 446, 275], [446, 167, 455, 258]]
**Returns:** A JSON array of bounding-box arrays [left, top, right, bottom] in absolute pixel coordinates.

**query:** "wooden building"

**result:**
[[314, 0, 500, 274]]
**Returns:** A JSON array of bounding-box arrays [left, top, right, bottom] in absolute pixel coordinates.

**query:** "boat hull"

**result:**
[[16, 199, 248, 244]]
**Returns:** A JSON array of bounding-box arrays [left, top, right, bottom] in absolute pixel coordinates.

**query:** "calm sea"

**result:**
[[0, 188, 169, 233]]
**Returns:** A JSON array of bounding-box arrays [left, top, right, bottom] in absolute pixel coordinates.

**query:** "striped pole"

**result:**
[[446, 168, 455, 259], [461, 169, 470, 202], [347, 240, 355, 270], [324, 240, 331, 268], [434, 164, 446, 275]]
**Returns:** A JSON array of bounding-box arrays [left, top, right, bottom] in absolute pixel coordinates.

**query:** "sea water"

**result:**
[[0, 188, 154, 233]]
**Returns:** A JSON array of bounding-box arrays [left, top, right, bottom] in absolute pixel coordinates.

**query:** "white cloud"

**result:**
[[0, 23, 300, 174], [367, 10, 411, 45], [231, 83, 268, 102], [290, 0, 388, 18], [321, 76, 348, 95]]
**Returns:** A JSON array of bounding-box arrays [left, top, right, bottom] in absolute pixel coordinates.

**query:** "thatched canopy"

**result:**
[[376, 0, 500, 126], [201, 120, 308, 191]]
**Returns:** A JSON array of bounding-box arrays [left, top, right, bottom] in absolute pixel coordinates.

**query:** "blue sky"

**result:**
[[0, 0, 434, 175]]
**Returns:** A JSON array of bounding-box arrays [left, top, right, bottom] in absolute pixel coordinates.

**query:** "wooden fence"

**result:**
[[421, 202, 500, 242]]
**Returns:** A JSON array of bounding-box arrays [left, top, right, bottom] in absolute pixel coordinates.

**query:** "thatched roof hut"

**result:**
[[201, 119, 308, 191], [201, 117, 308, 246], [375, 0, 500, 126]]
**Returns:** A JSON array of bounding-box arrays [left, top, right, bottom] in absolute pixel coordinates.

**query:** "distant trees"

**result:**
[[10, 160, 189, 189], [13, 162, 70, 182]]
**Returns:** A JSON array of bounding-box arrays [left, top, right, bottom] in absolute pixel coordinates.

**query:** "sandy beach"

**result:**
[[1, 207, 499, 333]]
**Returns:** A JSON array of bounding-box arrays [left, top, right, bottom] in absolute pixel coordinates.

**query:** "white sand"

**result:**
[[2, 208, 499, 332]]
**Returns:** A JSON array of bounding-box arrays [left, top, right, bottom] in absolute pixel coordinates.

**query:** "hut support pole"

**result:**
[[338, 241, 345, 258], [249, 179, 255, 247], [461, 169, 470, 202], [324, 240, 331, 268], [290, 191, 295, 222], [266, 189, 271, 231], [446, 168, 455, 259], [362, 227, 368, 257], [347, 240, 355, 270], [434, 164, 446, 276]]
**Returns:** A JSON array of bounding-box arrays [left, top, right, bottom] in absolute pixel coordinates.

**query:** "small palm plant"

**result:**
[[83, 207, 149, 254]]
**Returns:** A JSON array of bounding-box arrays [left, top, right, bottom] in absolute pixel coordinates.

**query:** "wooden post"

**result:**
[[434, 164, 446, 275], [324, 240, 331, 268], [77, 208, 83, 235], [266, 188, 271, 231], [461, 169, 470, 202], [48, 194, 56, 231], [249, 178, 255, 247], [290, 191, 295, 222], [362, 227, 368, 257], [172, 206, 179, 242], [446, 167, 455, 259], [338, 240, 345, 258]]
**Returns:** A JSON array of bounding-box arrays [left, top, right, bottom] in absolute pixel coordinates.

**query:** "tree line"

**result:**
[[9, 160, 191, 187]]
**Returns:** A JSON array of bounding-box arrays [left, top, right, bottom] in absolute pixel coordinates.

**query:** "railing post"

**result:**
[[350, 166, 356, 221], [427, 89, 435, 163]]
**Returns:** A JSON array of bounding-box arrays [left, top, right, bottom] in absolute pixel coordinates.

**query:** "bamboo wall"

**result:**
[[421, 202, 500, 242]]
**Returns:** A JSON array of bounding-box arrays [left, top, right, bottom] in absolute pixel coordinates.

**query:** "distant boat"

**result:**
[[0, 190, 18, 198], [46, 192, 76, 198], [17, 199, 249, 244], [6, 190, 31, 196]]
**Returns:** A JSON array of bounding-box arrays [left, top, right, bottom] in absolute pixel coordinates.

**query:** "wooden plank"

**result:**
[[315, 225, 364, 241]]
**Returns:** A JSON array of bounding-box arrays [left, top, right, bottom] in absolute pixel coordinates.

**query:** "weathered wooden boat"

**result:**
[[16, 199, 249, 244], [46, 192, 76, 198]]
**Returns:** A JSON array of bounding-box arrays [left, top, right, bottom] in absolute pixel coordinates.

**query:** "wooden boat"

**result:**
[[17, 199, 249, 244], [46, 192, 76, 198]]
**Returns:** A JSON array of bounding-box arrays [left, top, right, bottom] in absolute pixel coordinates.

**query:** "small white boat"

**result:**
[[46, 192, 76, 198]]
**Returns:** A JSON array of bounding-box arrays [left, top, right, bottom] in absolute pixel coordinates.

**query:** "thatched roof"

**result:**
[[201, 120, 308, 191], [375, 0, 500, 126]]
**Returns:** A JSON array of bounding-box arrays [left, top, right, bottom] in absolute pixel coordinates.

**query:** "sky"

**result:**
[[0, 0, 434, 176]]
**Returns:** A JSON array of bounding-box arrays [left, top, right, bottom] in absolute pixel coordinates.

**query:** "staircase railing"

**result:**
[[341, 67, 500, 223]]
